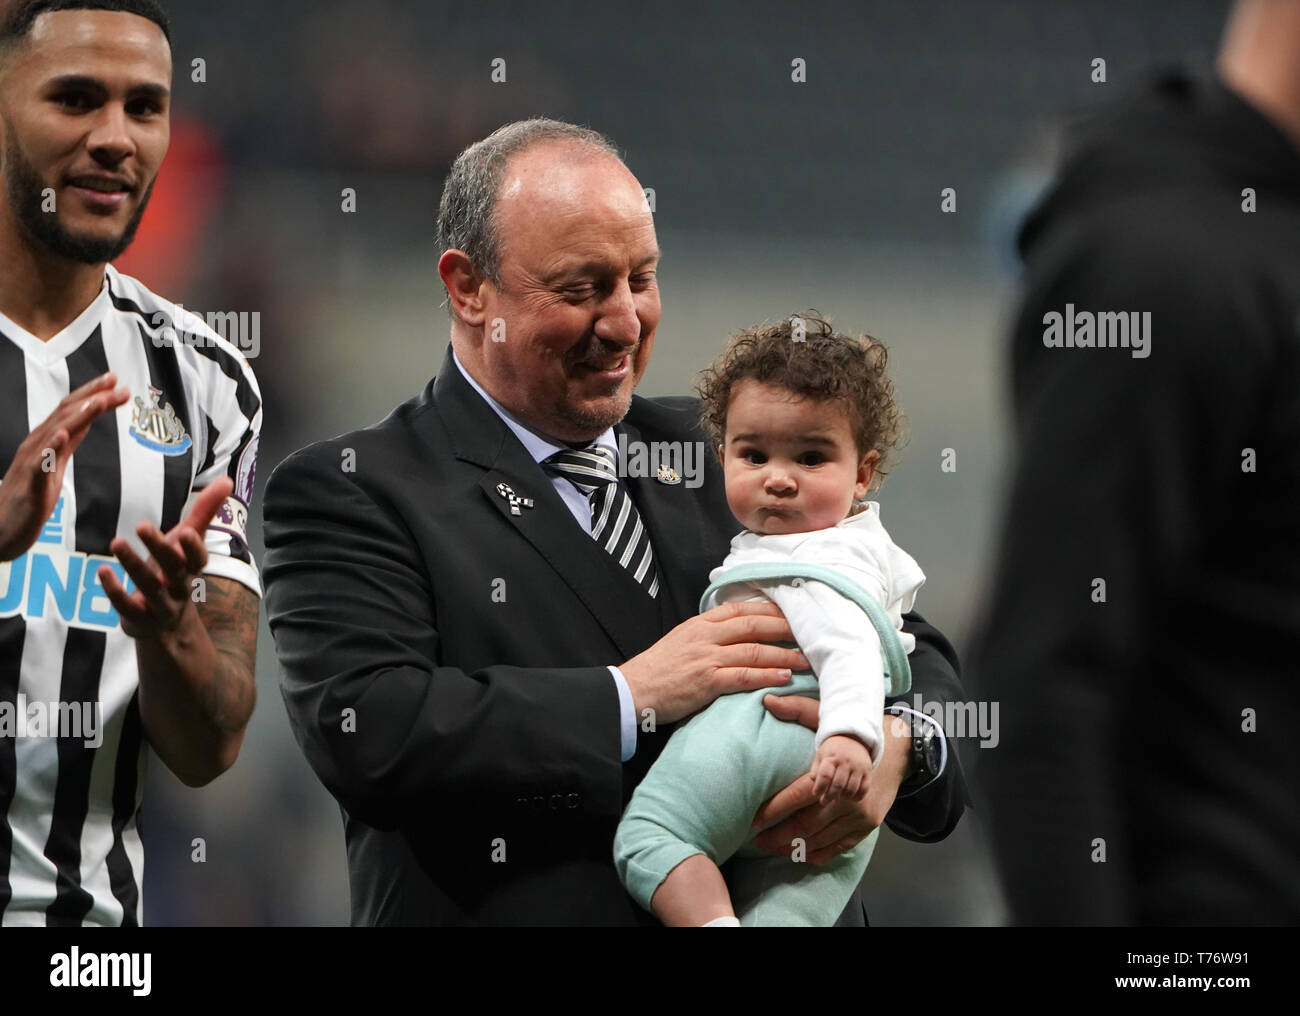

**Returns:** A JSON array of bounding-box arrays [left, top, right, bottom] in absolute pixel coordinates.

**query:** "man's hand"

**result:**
[[751, 696, 912, 864], [0, 372, 129, 561], [618, 601, 808, 724], [811, 733, 873, 805], [98, 476, 257, 787], [99, 477, 233, 640]]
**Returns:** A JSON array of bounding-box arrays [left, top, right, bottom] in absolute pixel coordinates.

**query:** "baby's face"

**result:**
[[719, 380, 877, 535]]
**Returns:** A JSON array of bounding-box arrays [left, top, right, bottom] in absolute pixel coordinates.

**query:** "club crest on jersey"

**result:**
[[130, 387, 192, 456]]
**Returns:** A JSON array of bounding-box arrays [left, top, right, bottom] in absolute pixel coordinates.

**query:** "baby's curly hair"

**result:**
[[694, 312, 904, 490]]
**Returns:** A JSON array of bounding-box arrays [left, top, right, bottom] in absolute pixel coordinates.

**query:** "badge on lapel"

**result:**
[[656, 463, 681, 485], [496, 482, 535, 516]]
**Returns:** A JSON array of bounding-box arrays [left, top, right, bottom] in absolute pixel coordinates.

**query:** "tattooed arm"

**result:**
[[100, 478, 259, 787], [134, 577, 258, 786]]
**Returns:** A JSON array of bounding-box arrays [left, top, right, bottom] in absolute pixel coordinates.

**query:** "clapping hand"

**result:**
[[0, 372, 128, 561], [98, 477, 234, 641]]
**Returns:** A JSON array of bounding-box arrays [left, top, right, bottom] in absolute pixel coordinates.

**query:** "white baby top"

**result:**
[[702, 502, 926, 765]]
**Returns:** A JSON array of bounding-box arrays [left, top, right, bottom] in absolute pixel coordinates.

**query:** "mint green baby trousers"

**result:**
[[612, 561, 911, 927]]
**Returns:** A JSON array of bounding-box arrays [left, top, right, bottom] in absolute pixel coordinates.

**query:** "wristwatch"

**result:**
[[889, 709, 942, 795]]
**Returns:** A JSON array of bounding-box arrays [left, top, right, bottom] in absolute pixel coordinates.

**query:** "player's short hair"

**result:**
[[436, 118, 622, 301], [0, 0, 171, 63], [694, 312, 905, 488]]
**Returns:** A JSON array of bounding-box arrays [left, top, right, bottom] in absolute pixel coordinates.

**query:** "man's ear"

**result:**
[[438, 249, 489, 327], [716, 443, 725, 465]]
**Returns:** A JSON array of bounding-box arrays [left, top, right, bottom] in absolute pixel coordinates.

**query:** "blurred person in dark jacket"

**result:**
[[972, 0, 1300, 925]]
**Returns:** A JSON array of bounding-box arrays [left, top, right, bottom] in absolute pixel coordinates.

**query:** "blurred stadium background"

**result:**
[[124, 0, 1231, 925]]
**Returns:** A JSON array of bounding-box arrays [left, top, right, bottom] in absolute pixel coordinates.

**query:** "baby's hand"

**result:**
[[811, 734, 873, 804]]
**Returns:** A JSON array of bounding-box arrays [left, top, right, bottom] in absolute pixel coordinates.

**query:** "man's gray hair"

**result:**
[[435, 118, 622, 294]]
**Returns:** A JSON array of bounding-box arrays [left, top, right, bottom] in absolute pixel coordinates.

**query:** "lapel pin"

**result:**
[[656, 463, 681, 485], [496, 482, 535, 516]]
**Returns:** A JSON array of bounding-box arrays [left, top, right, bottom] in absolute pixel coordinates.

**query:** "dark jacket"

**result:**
[[972, 70, 1300, 925]]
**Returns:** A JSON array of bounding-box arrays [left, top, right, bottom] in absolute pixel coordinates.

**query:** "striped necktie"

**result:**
[[543, 445, 660, 598]]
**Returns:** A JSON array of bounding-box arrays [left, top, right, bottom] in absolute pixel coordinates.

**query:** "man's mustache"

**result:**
[[567, 341, 638, 367]]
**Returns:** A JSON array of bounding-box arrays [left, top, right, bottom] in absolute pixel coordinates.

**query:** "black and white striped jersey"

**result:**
[[0, 265, 262, 926]]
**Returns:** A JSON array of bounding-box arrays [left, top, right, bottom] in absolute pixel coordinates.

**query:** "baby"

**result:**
[[613, 313, 926, 926]]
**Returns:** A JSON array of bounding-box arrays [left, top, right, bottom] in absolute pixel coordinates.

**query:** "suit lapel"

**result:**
[[425, 345, 664, 660]]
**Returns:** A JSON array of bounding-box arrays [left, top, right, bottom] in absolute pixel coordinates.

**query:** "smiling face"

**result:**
[[464, 142, 661, 445], [720, 379, 878, 535], [0, 9, 171, 265]]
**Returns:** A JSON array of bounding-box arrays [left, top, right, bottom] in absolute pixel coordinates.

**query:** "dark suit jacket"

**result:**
[[262, 344, 969, 925]]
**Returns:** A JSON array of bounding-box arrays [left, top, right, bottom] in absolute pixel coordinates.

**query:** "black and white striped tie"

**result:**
[[544, 445, 660, 598]]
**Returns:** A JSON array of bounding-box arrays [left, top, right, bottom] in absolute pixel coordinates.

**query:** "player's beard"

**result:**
[[3, 121, 155, 266]]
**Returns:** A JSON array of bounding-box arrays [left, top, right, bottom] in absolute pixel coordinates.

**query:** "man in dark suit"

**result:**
[[262, 119, 968, 925]]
